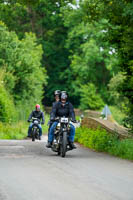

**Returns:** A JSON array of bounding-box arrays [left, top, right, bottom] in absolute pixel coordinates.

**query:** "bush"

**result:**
[[75, 127, 133, 160], [0, 121, 27, 139], [109, 106, 126, 125], [75, 127, 111, 151], [108, 139, 133, 160], [0, 70, 16, 123]]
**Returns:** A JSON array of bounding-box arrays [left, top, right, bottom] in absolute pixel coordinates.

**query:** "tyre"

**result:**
[[57, 145, 61, 155], [32, 129, 36, 142], [61, 132, 67, 158], [57, 151, 61, 156]]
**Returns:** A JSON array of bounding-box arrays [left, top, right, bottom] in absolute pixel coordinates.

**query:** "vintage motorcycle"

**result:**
[[30, 117, 41, 142], [51, 117, 76, 157]]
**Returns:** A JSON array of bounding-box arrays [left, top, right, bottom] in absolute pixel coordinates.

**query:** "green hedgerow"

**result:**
[[108, 139, 133, 160], [0, 72, 16, 123], [0, 121, 27, 139], [75, 127, 111, 151], [75, 127, 133, 160]]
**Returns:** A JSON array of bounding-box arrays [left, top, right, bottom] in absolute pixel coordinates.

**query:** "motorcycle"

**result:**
[[30, 117, 41, 142], [51, 117, 76, 157]]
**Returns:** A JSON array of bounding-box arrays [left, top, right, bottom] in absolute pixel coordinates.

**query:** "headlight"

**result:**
[[34, 120, 38, 125]]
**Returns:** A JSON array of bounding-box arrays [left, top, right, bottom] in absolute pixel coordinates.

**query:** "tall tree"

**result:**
[[0, 0, 74, 105], [62, 3, 118, 106], [0, 22, 47, 105], [75, 0, 133, 127]]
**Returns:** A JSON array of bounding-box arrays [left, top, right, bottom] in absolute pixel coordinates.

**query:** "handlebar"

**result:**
[[50, 117, 77, 123], [28, 117, 41, 123]]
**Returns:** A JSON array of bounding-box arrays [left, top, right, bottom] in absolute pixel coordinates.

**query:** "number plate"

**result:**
[[60, 118, 68, 123]]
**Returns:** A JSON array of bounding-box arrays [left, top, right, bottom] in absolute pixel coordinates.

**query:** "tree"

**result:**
[[62, 5, 118, 106], [0, 0, 74, 105], [77, 0, 133, 128], [0, 69, 16, 122], [0, 21, 47, 108], [108, 72, 127, 105], [80, 83, 104, 110]]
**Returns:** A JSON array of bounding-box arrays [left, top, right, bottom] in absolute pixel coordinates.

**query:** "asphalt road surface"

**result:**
[[0, 136, 133, 200]]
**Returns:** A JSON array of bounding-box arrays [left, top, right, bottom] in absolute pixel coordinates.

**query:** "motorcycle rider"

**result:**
[[27, 104, 45, 139], [46, 91, 76, 149], [48, 90, 61, 131], [53, 90, 61, 106]]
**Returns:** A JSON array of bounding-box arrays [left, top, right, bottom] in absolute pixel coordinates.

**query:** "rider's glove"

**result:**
[[27, 120, 30, 122]]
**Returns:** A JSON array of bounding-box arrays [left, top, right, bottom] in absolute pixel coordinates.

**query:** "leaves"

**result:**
[[0, 23, 47, 114], [80, 83, 104, 110]]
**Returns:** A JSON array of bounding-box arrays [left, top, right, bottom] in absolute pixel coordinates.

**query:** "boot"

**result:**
[[46, 141, 52, 148], [69, 142, 76, 149]]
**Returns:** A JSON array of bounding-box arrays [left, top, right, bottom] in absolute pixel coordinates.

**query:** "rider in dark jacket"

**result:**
[[52, 90, 61, 107], [48, 90, 61, 130], [46, 92, 76, 148], [27, 104, 45, 139], [50, 99, 75, 121]]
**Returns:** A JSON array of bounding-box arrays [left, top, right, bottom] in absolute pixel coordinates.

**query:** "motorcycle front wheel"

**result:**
[[61, 131, 67, 158], [32, 129, 36, 142]]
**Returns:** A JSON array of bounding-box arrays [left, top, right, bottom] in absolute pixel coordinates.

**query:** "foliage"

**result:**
[[75, 127, 111, 152], [0, 0, 133, 131], [0, 22, 47, 105], [104, 0, 133, 130], [108, 72, 127, 105], [0, 121, 27, 139], [109, 106, 126, 126], [75, 126, 133, 160], [75, 0, 133, 130], [0, 1, 72, 105], [0, 22, 48, 124], [80, 83, 104, 110], [0, 69, 16, 123], [0, 0, 118, 108], [108, 139, 133, 160], [62, 6, 119, 105], [123, 112, 133, 131]]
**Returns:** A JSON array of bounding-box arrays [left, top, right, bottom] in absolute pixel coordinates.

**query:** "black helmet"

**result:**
[[61, 91, 67, 95], [54, 90, 61, 96]]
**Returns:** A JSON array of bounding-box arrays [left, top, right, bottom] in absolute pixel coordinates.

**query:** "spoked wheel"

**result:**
[[32, 129, 36, 142], [61, 132, 67, 158]]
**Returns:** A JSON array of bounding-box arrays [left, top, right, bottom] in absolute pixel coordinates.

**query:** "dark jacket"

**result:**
[[28, 110, 45, 124], [52, 101, 58, 107], [50, 101, 75, 121]]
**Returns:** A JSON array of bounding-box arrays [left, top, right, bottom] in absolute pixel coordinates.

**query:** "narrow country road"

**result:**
[[0, 136, 133, 200]]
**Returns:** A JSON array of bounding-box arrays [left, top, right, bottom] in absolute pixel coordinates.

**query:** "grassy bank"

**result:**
[[75, 127, 133, 160], [0, 114, 49, 140], [109, 106, 126, 125]]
